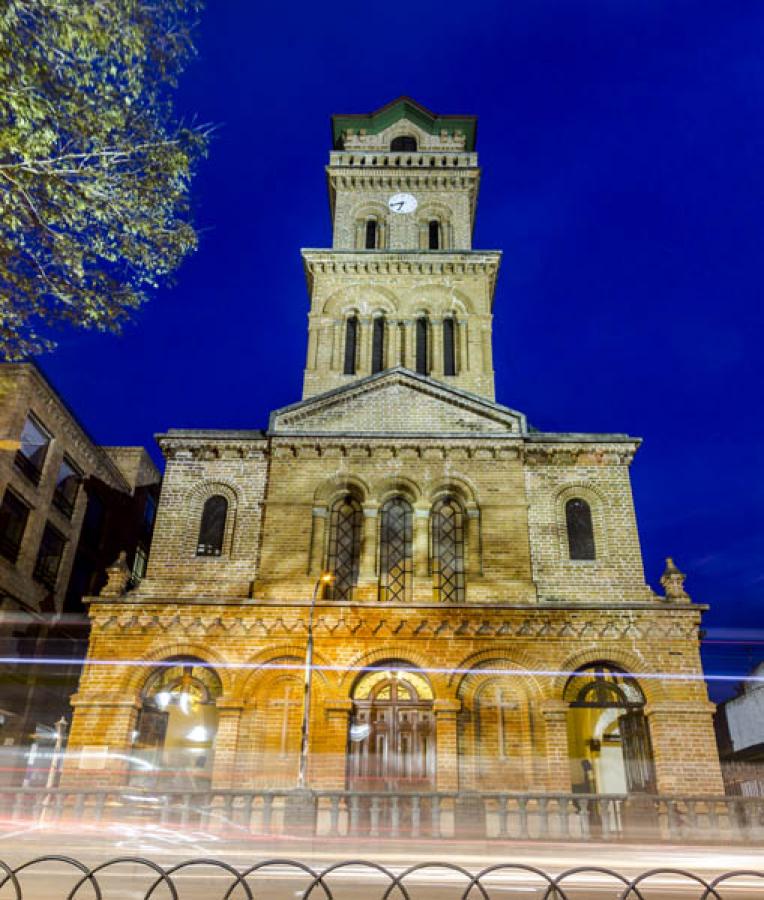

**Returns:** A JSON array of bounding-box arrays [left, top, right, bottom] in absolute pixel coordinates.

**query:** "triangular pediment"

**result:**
[[269, 369, 526, 436]]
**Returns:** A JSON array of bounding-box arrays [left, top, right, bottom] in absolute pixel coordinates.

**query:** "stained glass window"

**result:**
[[431, 496, 465, 603], [566, 498, 596, 560], [327, 494, 362, 600], [379, 497, 413, 602]]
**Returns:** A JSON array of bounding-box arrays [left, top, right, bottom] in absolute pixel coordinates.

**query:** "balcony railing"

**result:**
[[329, 151, 478, 169], [1, 787, 762, 844]]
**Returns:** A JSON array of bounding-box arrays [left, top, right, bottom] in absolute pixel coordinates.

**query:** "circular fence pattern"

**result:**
[[0, 856, 760, 898]]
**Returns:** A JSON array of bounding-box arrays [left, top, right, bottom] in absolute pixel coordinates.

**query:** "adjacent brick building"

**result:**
[[0, 363, 160, 781], [67, 98, 724, 801]]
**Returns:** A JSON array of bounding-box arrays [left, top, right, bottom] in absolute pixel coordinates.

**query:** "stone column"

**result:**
[[388, 320, 400, 368], [357, 317, 371, 374], [62, 695, 140, 786], [402, 320, 414, 370], [359, 505, 378, 581], [433, 700, 461, 791], [331, 322, 342, 371], [431, 320, 443, 376], [306, 321, 318, 370], [646, 702, 724, 795], [413, 505, 430, 578], [315, 700, 353, 790], [212, 700, 244, 789], [465, 506, 482, 577], [307, 507, 327, 576], [540, 700, 572, 792], [458, 321, 469, 373]]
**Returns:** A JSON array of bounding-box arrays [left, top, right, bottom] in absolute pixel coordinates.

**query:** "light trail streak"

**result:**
[[0, 656, 763, 684]]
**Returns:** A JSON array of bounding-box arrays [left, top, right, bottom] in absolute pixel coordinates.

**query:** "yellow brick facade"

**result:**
[[67, 98, 724, 799]]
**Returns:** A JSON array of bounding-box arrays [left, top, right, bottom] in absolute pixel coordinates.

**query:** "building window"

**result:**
[[371, 316, 385, 374], [390, 135, 417, 151], [428, 220, 440, 250], [15, 415, 51, 485], [0, 489, 30, 564], [416, 316, 429, 375], [326, 494, 362, 601], [34, 522, 66, 590], [131, 546, 148, 583], [443, 316, 457, 376], [81, 492, 105, 548], [566, 498, 596, 560], [365, 219, 378, 249], [379, 497, 413, 602], [196, 495, 227, 557], [52, 457, 82, 518], [343, 316, 358, 375], [431, 497, 465, 603], [130, 659, 222, 789]]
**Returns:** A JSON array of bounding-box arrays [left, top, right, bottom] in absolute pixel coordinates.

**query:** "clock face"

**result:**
[[388, 192, 417, 214]]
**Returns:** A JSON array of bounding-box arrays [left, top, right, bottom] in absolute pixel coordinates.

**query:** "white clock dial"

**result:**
[[388, 192, 417, 214]]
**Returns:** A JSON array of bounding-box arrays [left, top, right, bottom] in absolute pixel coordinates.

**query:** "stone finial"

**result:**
[[100, 551, 131, 598], [660, 557, 690, 602]]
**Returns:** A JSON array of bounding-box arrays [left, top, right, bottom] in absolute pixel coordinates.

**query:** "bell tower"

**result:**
[[301, 97, 501, 401]]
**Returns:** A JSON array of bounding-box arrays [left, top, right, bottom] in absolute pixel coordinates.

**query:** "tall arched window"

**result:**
[[416, 316, 429, 375], [428, 219, 440, 250], [431, 496, 465, 603], [326, 494, 362, 600], [130, 658, 222, 789], [372, 316, 385, 373], [196, 495, 227, 556], [566, 498, 596, 560], [443, 316, 456, 376], [365, 218, 378, 249], [343, 315, 358, 375], [379, 497, 413, 602], [391, 135, 417, 151], [564, 663, 655, 794]]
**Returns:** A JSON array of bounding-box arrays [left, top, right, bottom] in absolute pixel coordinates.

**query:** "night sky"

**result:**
[[36, 2, 763, 699]]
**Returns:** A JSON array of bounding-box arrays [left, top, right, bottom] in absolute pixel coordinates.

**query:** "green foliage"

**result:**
[[0, 0, 208, 358]]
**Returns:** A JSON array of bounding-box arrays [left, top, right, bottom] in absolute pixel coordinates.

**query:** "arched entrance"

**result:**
[[347, 664, 435, 792], [564, 663, 655, 795], [130, 657, 222, 789]]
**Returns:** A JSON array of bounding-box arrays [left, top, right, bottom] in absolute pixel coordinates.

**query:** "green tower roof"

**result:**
[[331, 96, 477, 150]]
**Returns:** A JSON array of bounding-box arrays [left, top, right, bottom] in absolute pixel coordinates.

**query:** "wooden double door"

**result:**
[[347, 674, 436, 833]]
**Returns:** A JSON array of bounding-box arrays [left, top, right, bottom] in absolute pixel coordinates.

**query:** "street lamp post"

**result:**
[[297, 572, 332, 789]]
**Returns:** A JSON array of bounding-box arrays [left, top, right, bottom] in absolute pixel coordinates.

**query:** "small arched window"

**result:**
[[365, 218, 378, 249], [428, 219, 440, 250], [566, 498, 596, 560], [416, 316, 429, 375], [197, 495, 227, 557], [343, 315, 358, 375], [326, 494, 363, 600], [443, 316, 456, 376], [431, 496, 465, 603], [391, 135, 417, 152], [372, 316, 385, 374]]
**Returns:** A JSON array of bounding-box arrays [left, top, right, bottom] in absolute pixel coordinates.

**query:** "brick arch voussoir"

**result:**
[[234, 644, 332, 703], [339, 645, 450, 699], [554, 645, 664, 705], [449, 648, 544, 702], [123, 641, 234, 699], [313, 473, 371, 507]]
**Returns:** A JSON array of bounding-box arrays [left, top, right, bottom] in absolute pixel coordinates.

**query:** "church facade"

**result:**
[[66, 98, 724, 802]]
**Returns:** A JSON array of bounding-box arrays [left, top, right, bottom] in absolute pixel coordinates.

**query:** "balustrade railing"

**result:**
[[329, 151, 478, 168], [0, 787, 761, 843]]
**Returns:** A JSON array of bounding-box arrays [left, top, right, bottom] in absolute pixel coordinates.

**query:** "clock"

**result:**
[[388, 193, 417, 214]]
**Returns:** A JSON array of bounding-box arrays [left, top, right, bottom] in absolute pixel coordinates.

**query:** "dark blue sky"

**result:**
[[39, 1, 763, 698]]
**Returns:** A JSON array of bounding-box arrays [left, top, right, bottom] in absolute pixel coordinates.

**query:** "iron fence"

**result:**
[[0, 856, 761, 898]]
